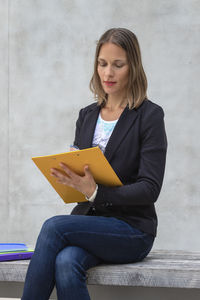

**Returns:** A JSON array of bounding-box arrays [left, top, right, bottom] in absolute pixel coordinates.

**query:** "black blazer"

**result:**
[[71, 99, 167, 236]]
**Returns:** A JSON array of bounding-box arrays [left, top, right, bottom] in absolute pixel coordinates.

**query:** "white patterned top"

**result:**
[[92, 114, 118, 153]]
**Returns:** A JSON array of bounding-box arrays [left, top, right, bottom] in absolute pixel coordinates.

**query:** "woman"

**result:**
[[22, 28, 167, 300]]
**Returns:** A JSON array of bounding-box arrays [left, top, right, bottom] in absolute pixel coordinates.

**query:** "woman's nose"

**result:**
[[104, 65, 114, 77]]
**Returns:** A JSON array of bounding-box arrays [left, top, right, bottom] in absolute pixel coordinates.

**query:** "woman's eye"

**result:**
[[97, 61, 124, 68], [115, 64, 124, 68], [98, 62, 106, 67]]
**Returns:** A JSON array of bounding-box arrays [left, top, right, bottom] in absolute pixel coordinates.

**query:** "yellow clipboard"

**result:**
[[32, 147, 122, 203]]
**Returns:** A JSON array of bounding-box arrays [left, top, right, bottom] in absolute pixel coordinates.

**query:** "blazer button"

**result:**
[[92, 207, 96, 212]]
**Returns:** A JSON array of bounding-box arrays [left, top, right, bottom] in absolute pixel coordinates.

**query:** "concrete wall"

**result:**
[[0, 0, 200, 252]]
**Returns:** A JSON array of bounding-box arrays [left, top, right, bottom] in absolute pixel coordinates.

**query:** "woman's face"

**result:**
[[97, 42, 129, 99]]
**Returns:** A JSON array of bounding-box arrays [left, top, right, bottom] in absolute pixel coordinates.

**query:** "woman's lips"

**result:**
[[104, 81, 116, 87]]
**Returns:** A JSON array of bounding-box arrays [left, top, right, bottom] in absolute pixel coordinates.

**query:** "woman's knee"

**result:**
[[37, 216, 64, 245], [40, 215, 66, 234]]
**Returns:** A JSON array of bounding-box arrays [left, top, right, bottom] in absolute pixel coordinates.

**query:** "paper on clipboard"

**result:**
[[32, 147, 122, 203]]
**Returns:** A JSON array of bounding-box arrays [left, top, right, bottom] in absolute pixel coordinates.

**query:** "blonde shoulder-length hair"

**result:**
[[89, 28, 148, 109]]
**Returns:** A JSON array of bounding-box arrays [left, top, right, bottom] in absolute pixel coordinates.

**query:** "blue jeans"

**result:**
[[21, 215, 154, 300]]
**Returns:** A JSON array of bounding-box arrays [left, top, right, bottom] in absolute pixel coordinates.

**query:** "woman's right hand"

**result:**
[[69, 145, 79, 151]]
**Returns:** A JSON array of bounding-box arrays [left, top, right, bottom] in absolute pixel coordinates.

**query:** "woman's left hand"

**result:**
[[50, 163, 96, 199]]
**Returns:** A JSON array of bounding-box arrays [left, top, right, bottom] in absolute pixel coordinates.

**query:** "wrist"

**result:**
[[85, 184, 98, 202], [85, 184, 96, 199]]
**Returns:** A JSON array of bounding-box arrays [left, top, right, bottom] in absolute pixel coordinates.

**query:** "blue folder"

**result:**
[[0, 243, 28, 252], [0, 243, 34, 262], [0, 250, 34, 262]]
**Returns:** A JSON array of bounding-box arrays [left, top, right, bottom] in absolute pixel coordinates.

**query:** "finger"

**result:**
[[50, 168, 65, 178], [50, 170, 59, 178], [50, 170, 70, 185], [70, 147, 78, 152], [50, 167, 70, 180], [50, 167, 78, 190], [54, 170, 74, 185], [59, 162, 79, 179], [84, 165, 92, 178], [57, 177, 73, 187]]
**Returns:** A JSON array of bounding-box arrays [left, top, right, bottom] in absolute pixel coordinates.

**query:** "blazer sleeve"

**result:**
[[93, 105, 167, 207]]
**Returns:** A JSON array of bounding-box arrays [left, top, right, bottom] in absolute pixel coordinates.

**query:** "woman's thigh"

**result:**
[[42, 215, 154, 263]]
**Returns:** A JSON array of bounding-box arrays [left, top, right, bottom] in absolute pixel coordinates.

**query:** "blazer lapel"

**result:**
[[80, 104, 101, 149], [104, 107, 138, 162]]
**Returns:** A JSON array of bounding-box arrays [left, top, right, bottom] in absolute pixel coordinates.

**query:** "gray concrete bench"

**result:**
[[0, 250, 200, 299]]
